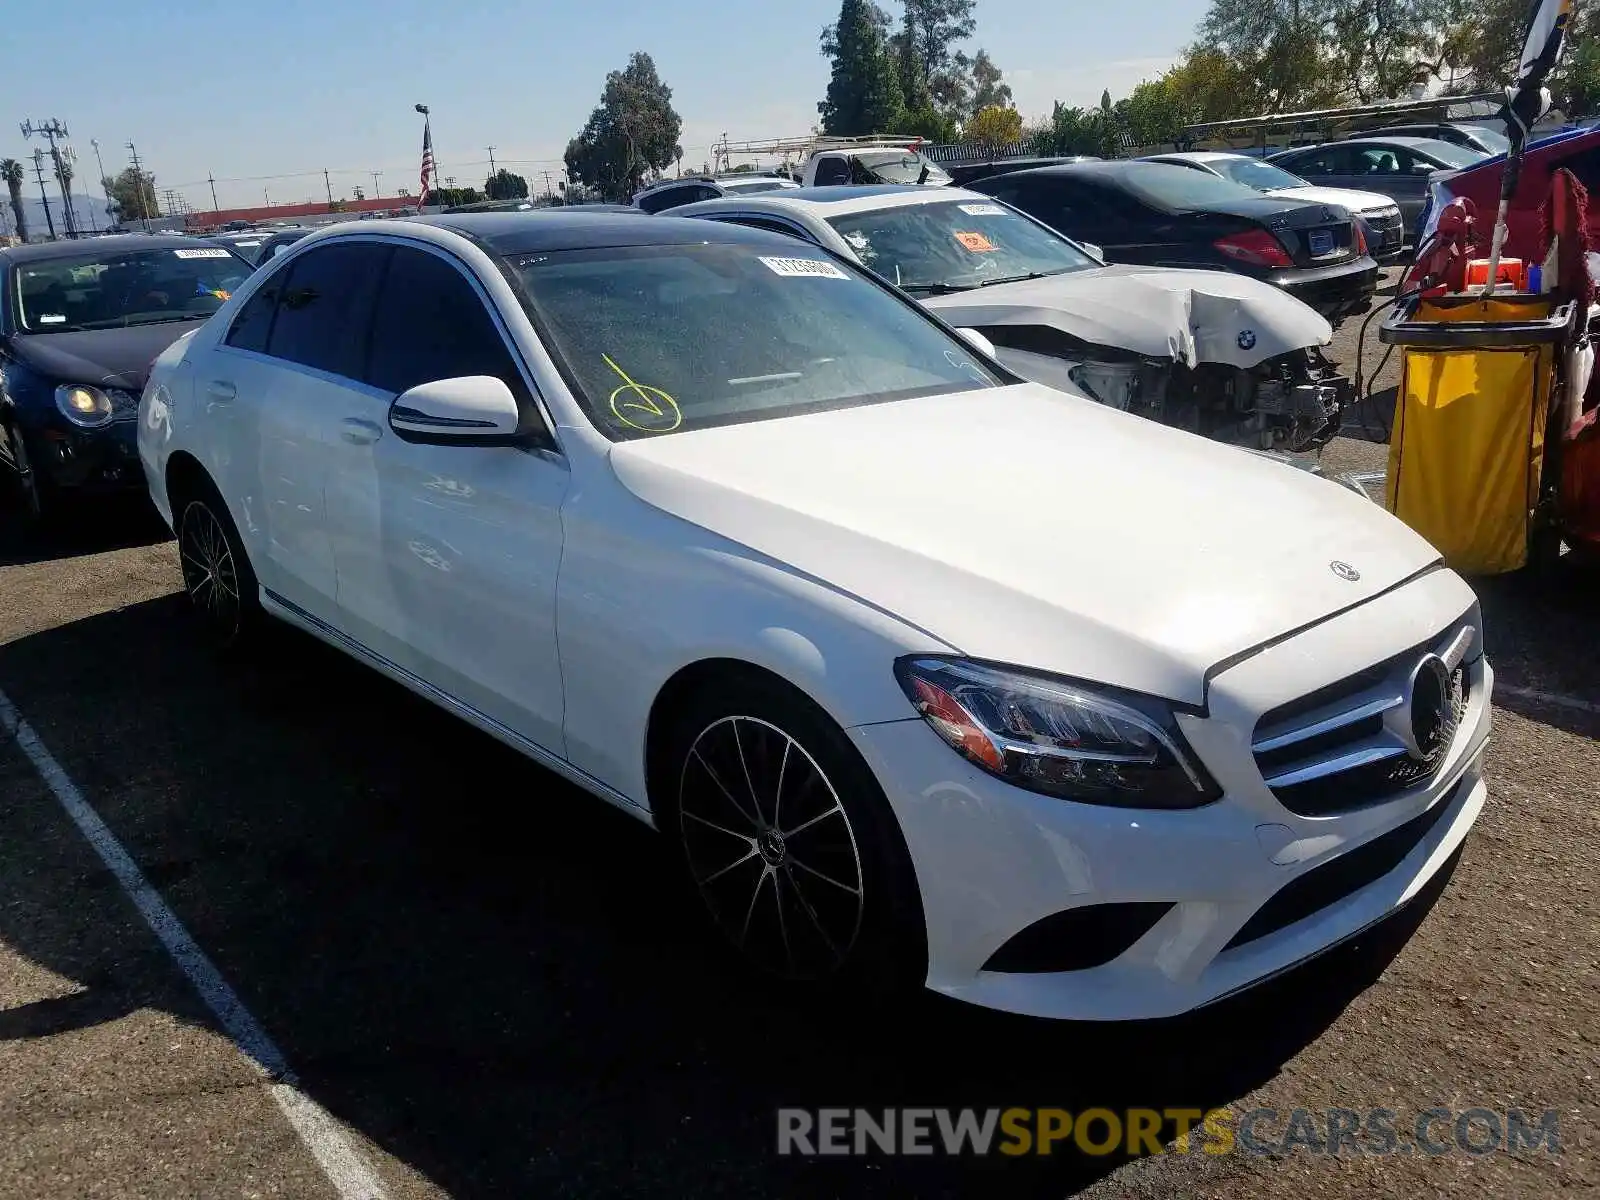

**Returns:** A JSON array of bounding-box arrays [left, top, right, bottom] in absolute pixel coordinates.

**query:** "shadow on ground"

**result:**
[[0, 597, 1454, 1198], [0, 497, 170, 569]]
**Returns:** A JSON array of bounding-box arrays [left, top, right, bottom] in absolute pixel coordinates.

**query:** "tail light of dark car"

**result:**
[[1213, 229, 1295, 268]]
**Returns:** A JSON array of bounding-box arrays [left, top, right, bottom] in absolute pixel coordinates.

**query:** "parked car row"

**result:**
[[110, 210, 1487, 1022]]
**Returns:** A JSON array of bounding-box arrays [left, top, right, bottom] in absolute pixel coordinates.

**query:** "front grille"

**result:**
[[1361, 210, 1405, 251], [1251, 614, 1476, 817], [1224, 777, 1462, 951]]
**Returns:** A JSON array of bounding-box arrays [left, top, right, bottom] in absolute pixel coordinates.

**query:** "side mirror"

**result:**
[[388, 375, 524, 446], [955, 327, 997, 358]]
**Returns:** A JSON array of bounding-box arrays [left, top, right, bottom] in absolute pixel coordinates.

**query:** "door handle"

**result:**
[[206, 380, 236, 401], [339, 417, 383, 446]]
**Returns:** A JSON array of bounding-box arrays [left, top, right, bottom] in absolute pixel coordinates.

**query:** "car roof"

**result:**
[[673, 185, 992, 219], [0, 233, 235, 264], [317, 211, 802, 254], [1142, 151, 1245, 164]]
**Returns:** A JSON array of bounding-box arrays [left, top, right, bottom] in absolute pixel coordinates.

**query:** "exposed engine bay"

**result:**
[[922, 264, 1356, 452], [980, 330, 1352, 452]]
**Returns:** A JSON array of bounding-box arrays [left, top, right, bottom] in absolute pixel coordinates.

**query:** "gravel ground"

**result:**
[[0, 291, 1594, 1197]]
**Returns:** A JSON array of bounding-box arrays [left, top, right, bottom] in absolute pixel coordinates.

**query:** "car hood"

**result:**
[[8, 320, 208, 390], [921, 264, 1332, 369], [608, 383, 1440, 705], [1266, 184, 1398, 213]]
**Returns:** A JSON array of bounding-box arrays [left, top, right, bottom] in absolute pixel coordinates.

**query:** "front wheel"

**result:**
[[659, 677, 926, 996], [176, 492, 262, 651], [5, 423, 49, 526]]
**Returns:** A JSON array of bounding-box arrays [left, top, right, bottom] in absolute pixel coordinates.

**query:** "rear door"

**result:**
[[233, 240, 386, 621]]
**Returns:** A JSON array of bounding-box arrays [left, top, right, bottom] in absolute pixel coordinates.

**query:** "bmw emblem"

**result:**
[[1237, 329, 1257, 350], [1330, 560, 1361, 581]]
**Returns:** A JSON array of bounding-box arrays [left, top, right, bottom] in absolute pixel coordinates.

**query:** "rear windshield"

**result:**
[[508, 242, 1002, 440], [1114, 162, 1267, 210], [13, 246, 252, 333], [1408, 140, 1488, 169]]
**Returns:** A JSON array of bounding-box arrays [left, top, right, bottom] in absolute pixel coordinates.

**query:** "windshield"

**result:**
[[1457, 126, 1510, 154], [1116, 162, 1267, 210], [14, 246, 250, 333], [855, 151, 952, 185], [826, 198, 1097, 292], [1410, 139, 1488, 168], [508, 242, 1003, 441], [1207, 157, 1309, 191]]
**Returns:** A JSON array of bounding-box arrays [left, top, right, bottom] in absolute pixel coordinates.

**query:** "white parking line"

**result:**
[[1496, 685, 1600, 716], [0, 687, 389, 1200]]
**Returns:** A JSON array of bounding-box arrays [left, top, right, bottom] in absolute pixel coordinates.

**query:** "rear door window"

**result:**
[[264, 242, 390, 378]]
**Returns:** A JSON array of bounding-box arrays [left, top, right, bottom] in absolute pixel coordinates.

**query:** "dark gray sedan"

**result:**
[[1267, 137, 1488, 229]]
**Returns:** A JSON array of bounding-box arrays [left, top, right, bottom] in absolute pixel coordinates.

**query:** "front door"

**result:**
[[323, 242, 571, 754]]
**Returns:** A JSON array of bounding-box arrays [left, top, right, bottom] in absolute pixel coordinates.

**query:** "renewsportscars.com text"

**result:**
[[776, 1106, 1562, 1158]]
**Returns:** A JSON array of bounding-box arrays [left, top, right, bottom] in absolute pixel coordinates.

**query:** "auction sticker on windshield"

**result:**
[[958, 203, 1007, 216], [172, 248, 234, 259], [955, 231, 998, 252], [759, 257, 850, 280]]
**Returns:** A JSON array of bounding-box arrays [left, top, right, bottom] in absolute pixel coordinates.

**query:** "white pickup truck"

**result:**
[[799, 141, 953, 187]]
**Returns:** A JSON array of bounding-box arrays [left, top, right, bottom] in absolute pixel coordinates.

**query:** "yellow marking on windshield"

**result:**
[[603, 353, 683, 433]]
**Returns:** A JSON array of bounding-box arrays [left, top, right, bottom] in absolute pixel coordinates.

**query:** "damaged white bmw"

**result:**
[[140, 212, 1490, 1021], [676, 185, 1358, 452]]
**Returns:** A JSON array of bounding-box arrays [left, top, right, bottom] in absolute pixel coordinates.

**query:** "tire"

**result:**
[[175, 488, 263, 652], [655, 674, 926, 999]]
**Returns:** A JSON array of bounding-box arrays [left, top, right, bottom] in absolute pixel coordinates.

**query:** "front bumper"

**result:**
[[24, 418, 145, 494], [849, 568, 1490, 1020], [1269, 257, 1380, 323]]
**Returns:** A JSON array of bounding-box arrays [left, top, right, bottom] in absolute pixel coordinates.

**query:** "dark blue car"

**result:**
[[0, 234, 252, 523]]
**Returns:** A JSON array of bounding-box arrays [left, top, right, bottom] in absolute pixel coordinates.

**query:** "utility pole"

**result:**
[[30, 150, 57, 240], [90, 139, 112, 229], [324, 169, 334, 206], [486, 145, 497, 176], [542, 169, 553, 204], [126, 141, 151, 232], [21, 118, 76, 237], [208, 173, 220, 213], [371, 170, 382, 198]]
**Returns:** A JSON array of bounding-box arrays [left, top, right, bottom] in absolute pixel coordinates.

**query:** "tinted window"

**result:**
[[1564, 146, 1600, 192], [723, 216, 816, 241], [1281, 147, 1349, 176], [638, 186, 692, 214], [265, 242, 389, 377], [1404, 140, 1485, 169], [364, 246, 524, 397], [225, 271, 284, 353], [12, 246, 250, 334], [813, 157, 851, 186], [1115, 162, 1270, 209]]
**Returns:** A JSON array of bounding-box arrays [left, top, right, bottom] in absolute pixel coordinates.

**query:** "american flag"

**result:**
[[418, 121, 435, 207]]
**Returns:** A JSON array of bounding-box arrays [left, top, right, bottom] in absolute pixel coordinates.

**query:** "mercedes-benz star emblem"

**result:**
[[1330, 560, 1360, 581], [1400, 654, 1456, 763]]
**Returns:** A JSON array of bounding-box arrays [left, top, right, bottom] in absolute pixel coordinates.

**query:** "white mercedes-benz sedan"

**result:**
[[138, 212, 1491, 1020]]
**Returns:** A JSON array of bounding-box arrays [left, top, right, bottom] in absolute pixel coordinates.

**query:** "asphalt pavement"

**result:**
[[0, 295, 1596, 1196]]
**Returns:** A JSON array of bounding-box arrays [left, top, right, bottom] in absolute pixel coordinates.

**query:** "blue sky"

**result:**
[[1, 0, 1206, 211]]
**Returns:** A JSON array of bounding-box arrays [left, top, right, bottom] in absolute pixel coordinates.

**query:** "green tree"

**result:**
[[485, 168, 530, 200], [819, 0, 905, 135], [103, 166, 158, 223], [1, 159, 27, 242], [968, 48, 1013, 112], [896, 0, 977, 122], [564, 51, 684, 201]]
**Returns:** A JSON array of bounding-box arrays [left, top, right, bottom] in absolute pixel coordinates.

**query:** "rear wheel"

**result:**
[[657, 675, 926, 996], [176, 490, 262, 651]]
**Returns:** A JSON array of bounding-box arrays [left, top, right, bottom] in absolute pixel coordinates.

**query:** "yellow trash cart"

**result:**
[[1379, 293, 1578, 575]]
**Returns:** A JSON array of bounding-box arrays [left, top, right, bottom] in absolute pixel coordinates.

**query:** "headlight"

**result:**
[[55, 384, 114, 429], [894, 657, 1221, 809]]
